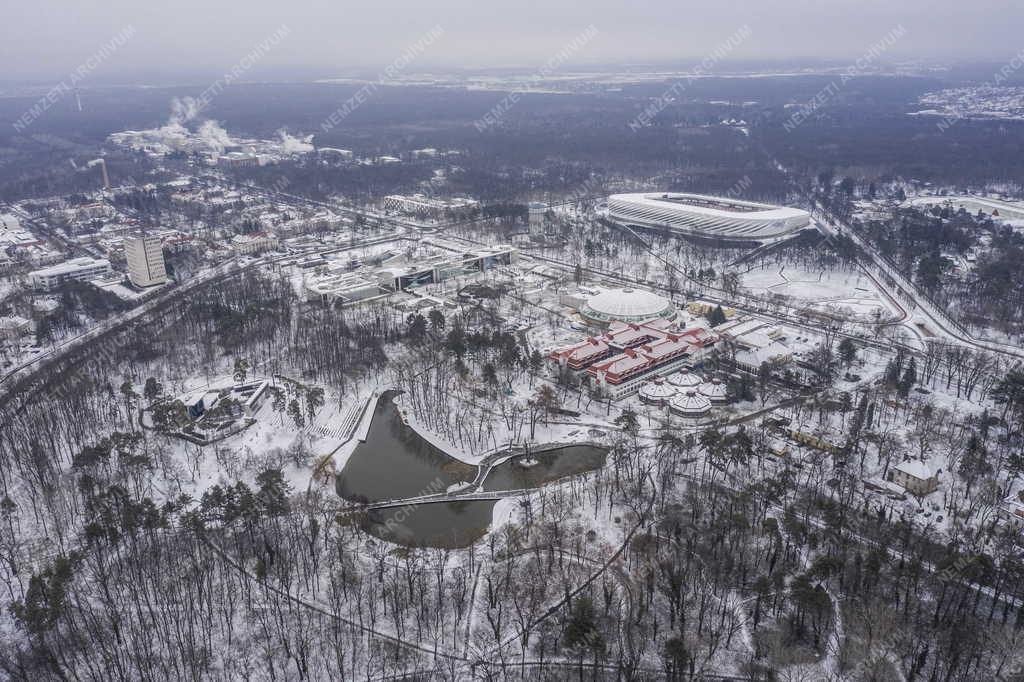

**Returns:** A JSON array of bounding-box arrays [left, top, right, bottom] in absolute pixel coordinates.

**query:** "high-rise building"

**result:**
[[124, 236, 167, 287], [528, 202, 547, 237]]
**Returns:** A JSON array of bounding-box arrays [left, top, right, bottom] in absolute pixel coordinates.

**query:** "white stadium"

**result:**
[[608, 192, 812, 243]]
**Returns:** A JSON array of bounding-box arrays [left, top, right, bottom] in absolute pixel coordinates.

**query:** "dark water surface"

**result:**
[[338, 392, 606, 547]]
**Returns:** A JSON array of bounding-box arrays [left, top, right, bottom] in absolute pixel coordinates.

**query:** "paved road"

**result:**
[[762, 155, 1024, 361], [815, 209, 1024, 360], [0, 232, 407, 405], [523, 249, 920, 358]]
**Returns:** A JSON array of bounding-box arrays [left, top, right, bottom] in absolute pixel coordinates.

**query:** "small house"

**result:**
[[889, 460, 939, 496]]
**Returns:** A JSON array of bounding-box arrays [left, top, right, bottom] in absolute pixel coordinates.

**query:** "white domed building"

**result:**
[[669, 390, 712, 418], [667, 371, 702, 390], [579, 287, 676, 326], [698, 378, 730, 405], [638, 379, 676, 406]]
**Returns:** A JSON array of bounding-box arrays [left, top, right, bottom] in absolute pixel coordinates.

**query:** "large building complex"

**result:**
[[230, 232, 280, 256], [29, 257, 112, 291], [304, 268, 390, 306], [714, 317, 793, 372], [124, 236, 168, 287], [608, 192, 811, 243], [304, 243, 518, 305], [549, 319, 718, 398], [0, 316, 32, 341], [909, 195, 1024, 221], [383, 194, 480, 218], [376, 244, 517, 290]]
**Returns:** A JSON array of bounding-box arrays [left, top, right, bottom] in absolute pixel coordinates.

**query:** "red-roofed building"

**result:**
[[604, 322, 661, 350], [549, 337, 613, 370], [550, 319, 718, 397]]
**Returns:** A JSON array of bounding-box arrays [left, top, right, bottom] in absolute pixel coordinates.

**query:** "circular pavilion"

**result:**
[[698, 378, 729, 404], [578, 287, 675, 326], [667, 371, 702, 390], [638, 379, 676, 406], [669, 390, 712, 418]]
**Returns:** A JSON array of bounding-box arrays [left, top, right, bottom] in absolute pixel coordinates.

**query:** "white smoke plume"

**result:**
[[198, 120, 233, 153], [169, 96, 201, 125], [278, 129, 314, 154], [132, 97, 233, 153]]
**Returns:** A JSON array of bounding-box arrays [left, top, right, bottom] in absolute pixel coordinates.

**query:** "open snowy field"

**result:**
[[739, 262, 898, 322]]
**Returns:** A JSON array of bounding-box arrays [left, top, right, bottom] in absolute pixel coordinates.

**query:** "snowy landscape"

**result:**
[[2, 5, 1024, 681]]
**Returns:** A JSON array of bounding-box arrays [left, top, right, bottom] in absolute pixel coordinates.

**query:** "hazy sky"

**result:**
[[4, 0, 1023, 82]]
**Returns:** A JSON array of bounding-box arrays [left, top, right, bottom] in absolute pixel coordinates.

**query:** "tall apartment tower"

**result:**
[[124, 236, 168, 287], [528, 202, 547, 238]]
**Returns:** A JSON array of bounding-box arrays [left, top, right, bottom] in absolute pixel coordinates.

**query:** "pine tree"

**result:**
[[838, 338, 857, 367], [287, 398, 305, 428], [708, 305, 727, 327], [898, 357, 917, 397]]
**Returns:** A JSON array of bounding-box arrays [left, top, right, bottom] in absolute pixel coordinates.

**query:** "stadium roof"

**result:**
[[612, 193, 808, 222]]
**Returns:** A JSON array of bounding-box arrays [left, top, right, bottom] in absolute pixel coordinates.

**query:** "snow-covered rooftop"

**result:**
[[581, 287, 675, 323], [895, 460, 937, 480]]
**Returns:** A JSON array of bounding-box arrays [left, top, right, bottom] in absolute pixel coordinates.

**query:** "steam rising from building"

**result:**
[[198, 120, 233, 154], [107, 99, 316, 162], [277, 130, 314, 154]]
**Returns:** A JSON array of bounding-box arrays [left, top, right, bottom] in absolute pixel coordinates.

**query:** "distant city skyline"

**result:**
[[3, 0, 1024, 83]]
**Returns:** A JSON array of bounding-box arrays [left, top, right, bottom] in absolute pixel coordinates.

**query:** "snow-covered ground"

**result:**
[[739, 262, 898, 323]]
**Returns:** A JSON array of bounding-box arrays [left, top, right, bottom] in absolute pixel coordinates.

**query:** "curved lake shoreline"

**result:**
[[336, 391, 607, 548]]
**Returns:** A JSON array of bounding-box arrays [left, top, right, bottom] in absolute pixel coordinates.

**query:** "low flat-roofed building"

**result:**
[[0, 214, 20, 231], [0, 316, 32, 340], [29, 257, 111, 291], [687, 300, 737, 319], [231, 232, 280, 255], [375, 244, 517, 290], [558, 286, 603, 311], [0, 229, 43, 249], [383, 193, 480, 217], [217, 152, 261, 168], [318, 147, 354, 160], [999, 498, 1024, 531], [717, 317, 793, 372], [304, 266, 389, 306]]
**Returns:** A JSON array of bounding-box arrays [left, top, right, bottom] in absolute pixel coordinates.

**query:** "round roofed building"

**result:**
[[698, 378, 729, 404], [579, 287, 676, 326], [669, 390, 712, 418], [667, 371, 702, 389], [638, 379, 676, 406]]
